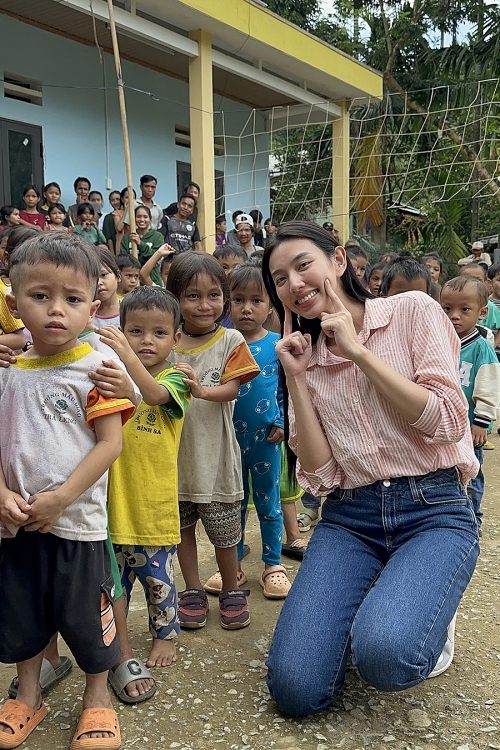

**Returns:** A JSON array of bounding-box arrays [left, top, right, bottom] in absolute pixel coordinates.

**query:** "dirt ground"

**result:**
[[1, 437, 500, 750]]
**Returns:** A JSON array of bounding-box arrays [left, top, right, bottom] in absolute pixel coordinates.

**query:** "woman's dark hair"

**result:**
[[262, 220, 372, 345], [262, 220, 373, 483], [135, 204, 151, 219], [379, 254, 432, 296], [166, 251, 230, 323], [422, 253, 443, 273], [184, 181, 200, 193], [120, 186, 136, 202], [48, 203, 66, 216], [1, 205, 18, 222], [95, 247, 120, 278], [74, 176, 91, 191], [121, 286, 180, 329], [43, 181, 61, 194], [109, 190, 121, 205], [22, 184, 41, 199], [89, 190, 103, 202], [76, 202, 95, 218], [228, 261, 266, 296]]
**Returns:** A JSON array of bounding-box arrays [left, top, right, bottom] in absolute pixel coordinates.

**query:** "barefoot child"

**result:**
[[0, 232, 134, 750], [100, 286, 190, 671], [167, 252, 259, 629], [203, 262, 291, 598]]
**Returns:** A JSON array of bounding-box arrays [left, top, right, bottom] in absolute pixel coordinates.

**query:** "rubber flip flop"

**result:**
[[0, 700, 47, 749], [281, 539, 308, 560], [70, 707, 121, 750], [8, 656, 73, 699], [108, 659, 156, 704]]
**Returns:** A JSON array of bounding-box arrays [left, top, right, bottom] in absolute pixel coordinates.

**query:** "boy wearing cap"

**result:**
[[234, 214, 262, 258], [458, 241, 492, 268]]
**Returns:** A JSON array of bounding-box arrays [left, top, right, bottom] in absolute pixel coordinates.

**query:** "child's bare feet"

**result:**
[[146, 638, 177, 667]]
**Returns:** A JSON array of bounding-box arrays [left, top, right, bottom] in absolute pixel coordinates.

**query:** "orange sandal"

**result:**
[[259, 565, 291, 599], [0, 699, 47, 749], [70, 708, 121, 750]]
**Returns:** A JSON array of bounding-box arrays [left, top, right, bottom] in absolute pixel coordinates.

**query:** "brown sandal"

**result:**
[[259, 565, 291, 599], [70, 708, 121, 750], [0, 700, 47, 749]]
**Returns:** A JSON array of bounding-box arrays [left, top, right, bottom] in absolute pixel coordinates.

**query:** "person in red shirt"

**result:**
[[19, 185, 46, 230]]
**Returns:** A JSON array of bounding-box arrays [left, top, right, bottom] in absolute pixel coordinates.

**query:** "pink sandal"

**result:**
[[259, 565, 291, 599]]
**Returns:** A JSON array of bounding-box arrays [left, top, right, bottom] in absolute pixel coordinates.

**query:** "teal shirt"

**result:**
[[459, 328, 499, 428], [73, 224, 107, 246], [479, 300, 500, 332]]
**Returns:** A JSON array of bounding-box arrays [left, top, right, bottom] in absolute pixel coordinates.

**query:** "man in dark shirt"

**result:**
[[160, 193, 202, 253], [163, 181, 200, 223]]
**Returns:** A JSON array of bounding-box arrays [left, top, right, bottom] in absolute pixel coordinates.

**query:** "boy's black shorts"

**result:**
[[0, 529, 120, 674]]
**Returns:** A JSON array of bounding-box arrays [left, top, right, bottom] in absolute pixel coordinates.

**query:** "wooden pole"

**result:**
[[106, 0, 137, 256]]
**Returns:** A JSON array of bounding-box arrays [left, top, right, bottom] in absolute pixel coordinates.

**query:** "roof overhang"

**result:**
[[0, 0, 382, 112]]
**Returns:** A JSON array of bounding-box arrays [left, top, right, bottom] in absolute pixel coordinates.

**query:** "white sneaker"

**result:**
[[428, 613, 457, 678]]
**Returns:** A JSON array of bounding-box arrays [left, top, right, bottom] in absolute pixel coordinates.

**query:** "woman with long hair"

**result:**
[[261, 221, 479, 716]]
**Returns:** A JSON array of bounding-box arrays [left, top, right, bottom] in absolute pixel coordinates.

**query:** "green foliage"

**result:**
[[268, 0, 500, 249]]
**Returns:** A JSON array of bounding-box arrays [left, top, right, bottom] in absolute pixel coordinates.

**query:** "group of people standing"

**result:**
[[0, 194, 497, 750]]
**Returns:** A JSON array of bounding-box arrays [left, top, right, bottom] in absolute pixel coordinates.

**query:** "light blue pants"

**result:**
[[266, 467, 479, 716], [236, 429, 283, 566]]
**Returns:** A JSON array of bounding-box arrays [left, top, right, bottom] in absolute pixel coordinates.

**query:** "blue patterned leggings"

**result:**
[[113, 544, 179, 640]]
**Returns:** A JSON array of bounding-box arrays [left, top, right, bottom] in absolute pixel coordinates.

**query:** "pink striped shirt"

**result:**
[[289, 291, 478, 493]]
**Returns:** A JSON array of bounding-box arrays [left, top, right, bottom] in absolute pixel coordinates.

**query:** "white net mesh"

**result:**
[[214, 80, 500, 236]]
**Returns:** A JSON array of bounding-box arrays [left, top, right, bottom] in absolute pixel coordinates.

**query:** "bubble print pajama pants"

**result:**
[[113, 544, 179, 640], [236, 429, 283, 566]]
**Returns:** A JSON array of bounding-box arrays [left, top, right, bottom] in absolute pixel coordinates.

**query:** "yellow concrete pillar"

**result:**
[[188, 29, 215, 254], [332, 100, 350, 245]]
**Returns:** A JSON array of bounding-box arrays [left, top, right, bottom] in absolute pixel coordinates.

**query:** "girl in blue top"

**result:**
[[204, 262, 291, 599]]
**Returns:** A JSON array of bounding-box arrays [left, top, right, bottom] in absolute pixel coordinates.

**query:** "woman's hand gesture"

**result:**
[[275, 308, 312, 379], [320, 279, 362, 360]]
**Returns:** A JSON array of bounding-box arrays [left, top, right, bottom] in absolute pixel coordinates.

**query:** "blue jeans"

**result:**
[[266, 468, 479, 716], [301, 492, 321, 510], [467, 447, 484, 524], [237, 432, 283, 566]]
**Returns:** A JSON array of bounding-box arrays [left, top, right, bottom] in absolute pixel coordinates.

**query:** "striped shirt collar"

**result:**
[[460, 327, 482, 350]]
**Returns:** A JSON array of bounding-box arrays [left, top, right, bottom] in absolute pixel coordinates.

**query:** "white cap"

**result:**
[[471, 241, 484, 250], [235, 213, 254, 228]]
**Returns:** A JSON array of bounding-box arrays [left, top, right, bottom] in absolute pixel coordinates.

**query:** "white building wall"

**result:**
[[0, 15, 269, 217]]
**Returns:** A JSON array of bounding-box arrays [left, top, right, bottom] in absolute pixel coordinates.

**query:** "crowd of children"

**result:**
[[0, 216, 499, 749]]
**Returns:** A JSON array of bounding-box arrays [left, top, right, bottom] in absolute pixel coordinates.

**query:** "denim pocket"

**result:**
[[325, 488, 353, 506], [417, 482, 469, 507]]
